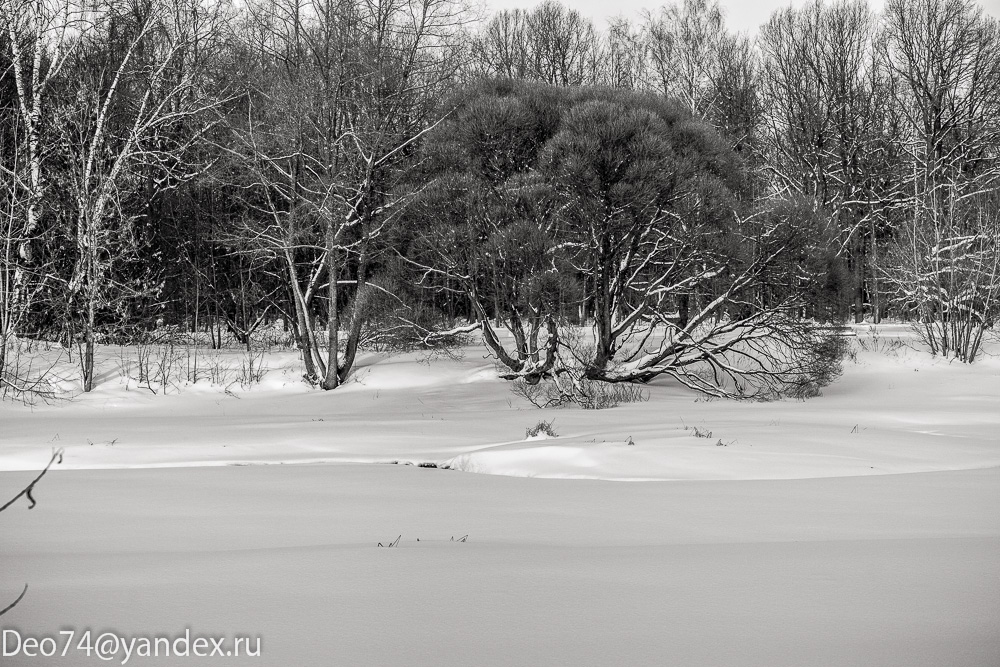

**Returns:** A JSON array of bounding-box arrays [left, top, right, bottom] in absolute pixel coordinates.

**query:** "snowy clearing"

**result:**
[[1, 325, 999, 666], [1, 325, 998, 481], [2, 464, 998, 666]]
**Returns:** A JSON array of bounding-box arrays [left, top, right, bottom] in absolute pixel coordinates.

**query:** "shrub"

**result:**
[[525, 419, 558, 438], [511, 376, 648, 410]]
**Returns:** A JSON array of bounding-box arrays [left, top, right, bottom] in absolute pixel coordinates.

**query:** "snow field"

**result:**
[[1, 325, 998, 481], [1, 324, 998, 665]]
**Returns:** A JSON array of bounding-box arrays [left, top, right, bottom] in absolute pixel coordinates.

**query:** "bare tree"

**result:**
[[881, 0, 1000, 360], [0, 120, 31, 392], [55, 0, 226, 391], [885, 188, 1000, 361], [229, 0, 468, 388], [471, 7, 530, 80], [710, 33, 760, 156], [472, 1, 599, 86], [0, 170, 55, 400], [0, 0, 79, 391], [643, 0, 727, 115], [1, 0, 79, 269], [758, 0, 896, 323], [525, 0, 598, 86], [600, 17, 647, 90]]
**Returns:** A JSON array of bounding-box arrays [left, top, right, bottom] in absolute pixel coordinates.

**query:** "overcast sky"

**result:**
[[481, 0, 1000, 34]]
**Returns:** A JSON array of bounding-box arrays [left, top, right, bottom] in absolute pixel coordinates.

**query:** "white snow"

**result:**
[[2, 465, 997, 666], [1, 325, 998, 481], [1, 324, 998, 666]]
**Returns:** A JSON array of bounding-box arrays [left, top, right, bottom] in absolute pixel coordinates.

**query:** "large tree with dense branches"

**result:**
[[404, 80, 846, 398]]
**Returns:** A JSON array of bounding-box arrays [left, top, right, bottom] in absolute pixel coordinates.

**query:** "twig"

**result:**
[[0, 448, 64, 513], [0, 584, 28, 617], [0, 449, 63, 617]]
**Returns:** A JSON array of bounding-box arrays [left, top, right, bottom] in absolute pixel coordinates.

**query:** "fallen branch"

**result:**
[[0, 448, 63, 617], [0, 585, 27, 617], [0, 448, 64, 513]]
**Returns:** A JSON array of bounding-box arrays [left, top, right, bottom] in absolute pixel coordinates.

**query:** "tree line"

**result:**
[[1, 0, 998, 399]]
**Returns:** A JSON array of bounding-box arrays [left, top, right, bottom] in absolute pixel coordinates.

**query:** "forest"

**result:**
[[3, 2, 1000, 658], [2, 0, 999, 400]]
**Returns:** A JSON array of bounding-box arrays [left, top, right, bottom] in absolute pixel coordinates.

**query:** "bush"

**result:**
[[511, 376, 648, 410], [525, 419, 558, 438], [785, 329, 849, 399]]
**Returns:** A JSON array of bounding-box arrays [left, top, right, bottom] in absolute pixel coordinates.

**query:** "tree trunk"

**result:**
[[870, 224, 881, 324], [321, 249, 341, 390], [0, 332, 7, 385], [82, 298, 95, 392], [338, 248, 370, 386], [285, 250, 320, 382], [853, 236, 865, 324], [592, 243, 615, 372]]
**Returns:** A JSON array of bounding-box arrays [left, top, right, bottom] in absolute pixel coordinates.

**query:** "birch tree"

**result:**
[[57, 0, 225, 390], [0, 0, 79, 388], [642, 0, 759, 155], [643, 0, 727, 116], [600, 17, 647, 90], [0, 0, 79, 269]]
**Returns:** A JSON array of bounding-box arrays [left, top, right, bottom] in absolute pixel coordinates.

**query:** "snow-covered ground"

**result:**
[[1, 325, 999, 665], [2, 325, 1000, 480]]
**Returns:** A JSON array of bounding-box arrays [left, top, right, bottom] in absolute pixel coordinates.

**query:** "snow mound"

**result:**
[[446, 436, 755, 481]]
